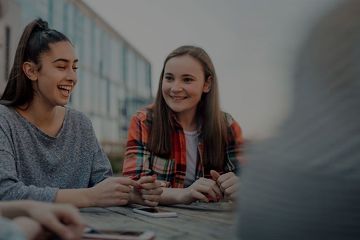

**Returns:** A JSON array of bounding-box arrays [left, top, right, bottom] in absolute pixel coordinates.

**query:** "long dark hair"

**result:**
[[0, 18, 70, 107], [148, 45, 228, 170]]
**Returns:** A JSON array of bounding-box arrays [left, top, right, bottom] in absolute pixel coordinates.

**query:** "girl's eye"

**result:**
[[164, 76, 173, 81], [184, 78, 193, 83], [57, 66, 66, 70], [73, 66, 78, 72]]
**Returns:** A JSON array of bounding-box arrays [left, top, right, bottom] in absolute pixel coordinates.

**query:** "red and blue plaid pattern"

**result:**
[[123, 107, 244, 188]]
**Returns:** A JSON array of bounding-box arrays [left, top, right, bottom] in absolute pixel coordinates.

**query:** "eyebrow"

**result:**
[[182, 74, 195, 78], [52, 58, 79, 63]]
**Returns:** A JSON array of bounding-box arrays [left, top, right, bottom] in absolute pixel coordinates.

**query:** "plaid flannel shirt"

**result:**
[[123, 107, 244, 188]]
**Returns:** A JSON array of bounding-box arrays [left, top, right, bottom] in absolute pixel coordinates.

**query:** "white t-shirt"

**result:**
[[184, 130, 200, 187]]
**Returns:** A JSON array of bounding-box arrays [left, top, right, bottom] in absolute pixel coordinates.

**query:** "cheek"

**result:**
[[189, 86, 204, 98], [161, 83, 169, 95]]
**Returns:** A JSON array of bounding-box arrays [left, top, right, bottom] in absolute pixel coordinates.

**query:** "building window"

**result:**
[[48, 0, 53, 26]]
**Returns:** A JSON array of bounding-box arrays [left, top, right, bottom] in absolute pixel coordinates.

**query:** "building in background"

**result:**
[[0, 0, 152, 156]]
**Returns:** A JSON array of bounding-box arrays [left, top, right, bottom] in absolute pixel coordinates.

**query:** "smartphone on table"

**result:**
[[133, 207, 177, 218], [82, 227, 155, 240]]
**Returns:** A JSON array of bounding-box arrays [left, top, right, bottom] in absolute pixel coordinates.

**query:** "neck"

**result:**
[[16, 97, 63, 129], [176, 109, 197, 131]]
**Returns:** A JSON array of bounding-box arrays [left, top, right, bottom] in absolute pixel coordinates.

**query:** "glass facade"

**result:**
[[11, 0, 152, 144]]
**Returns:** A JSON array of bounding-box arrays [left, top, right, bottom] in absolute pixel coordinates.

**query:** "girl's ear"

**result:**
[[22, 62, 38, 81], [203, 76, 212, 93]]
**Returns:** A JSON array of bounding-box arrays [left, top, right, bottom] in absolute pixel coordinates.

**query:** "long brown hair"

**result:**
[[148, 45, 228, 170], [0, 18, 70, 107]]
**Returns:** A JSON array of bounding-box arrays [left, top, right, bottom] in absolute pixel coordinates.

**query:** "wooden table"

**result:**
[[80, 202, 236, 240]]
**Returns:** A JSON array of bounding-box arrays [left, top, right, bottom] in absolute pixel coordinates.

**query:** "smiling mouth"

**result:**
[[58, 85, 72, 96], [170, 95, 187, 101]]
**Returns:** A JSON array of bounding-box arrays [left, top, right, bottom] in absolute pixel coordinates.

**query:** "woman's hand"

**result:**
[[210, 170, 238, 201], [23, 202, 84, 240], [13, 216, 44, 240], [131, 175, 163, 207], [90, 177, 139, 207], [181, 177, 222, 204]]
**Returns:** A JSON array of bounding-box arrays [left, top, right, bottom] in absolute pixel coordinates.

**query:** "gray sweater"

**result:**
[[0, 105, 112, 202]]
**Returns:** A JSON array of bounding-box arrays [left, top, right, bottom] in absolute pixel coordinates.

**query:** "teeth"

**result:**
[[172, 96, 185, 100], [58, 85, 72, 91]]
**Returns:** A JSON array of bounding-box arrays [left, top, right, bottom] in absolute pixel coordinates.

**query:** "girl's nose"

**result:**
[[66, 70, 77, 83], [171, 82, 184, 92], [171, 86, 183, 92]]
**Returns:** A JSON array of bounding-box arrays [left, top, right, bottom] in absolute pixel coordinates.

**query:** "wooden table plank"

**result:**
[[80, 203, 236, 240]]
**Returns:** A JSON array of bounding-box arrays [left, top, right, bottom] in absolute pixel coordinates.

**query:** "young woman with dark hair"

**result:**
[[0, 18, 162, 208], [123, 45, 243, 205]]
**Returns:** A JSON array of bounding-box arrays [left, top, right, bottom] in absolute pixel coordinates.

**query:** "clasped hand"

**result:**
[[91, 176, 163, 207], [183, 170, 238, 204]]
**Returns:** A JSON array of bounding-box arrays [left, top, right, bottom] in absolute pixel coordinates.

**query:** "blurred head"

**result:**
[[237, 1, 360, 239], [0, 18, 77, 108]]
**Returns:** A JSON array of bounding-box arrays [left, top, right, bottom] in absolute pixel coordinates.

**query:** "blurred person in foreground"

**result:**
[[0, 200, 84, 240], [236, 0, 360, 239]]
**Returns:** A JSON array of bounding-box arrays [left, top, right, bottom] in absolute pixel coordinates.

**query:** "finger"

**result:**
[[13, 217, 43, 239], [54, 206, 83, 227], [115, 184, 132, 193], [143, 199, 159, 207], [138, 176, 156, 184], [220, 176, 238, 190], [140, 182, 162, 190], [210, 170, 221, 181], [142, 194, 161, 202], [115, 177, 140, 188], [211, 183, 222, 197], [229, 192, 237, 201], [202, 178, 222, 197], [158, 180, 169, 187], [223, 184, 237, 197], [196, 184, 217, 199], [190, 189, 209, 202], [217, 172, 235, 184], [40, 215, 75, 240]]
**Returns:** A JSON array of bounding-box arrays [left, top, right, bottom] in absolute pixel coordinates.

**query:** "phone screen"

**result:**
[[83, 227, 154, 240], [138, 207, 160, 213], [100, 230, 143, 236], [138, 207, 172, 213], [133, 207, 177, 218]]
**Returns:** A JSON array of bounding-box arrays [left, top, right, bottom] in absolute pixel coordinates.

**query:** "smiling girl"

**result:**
[[0, 19, 162, 208], [123, 45, 244, 204]]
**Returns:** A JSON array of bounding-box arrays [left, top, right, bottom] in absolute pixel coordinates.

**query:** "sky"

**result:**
[[83, 0, 340, 140]]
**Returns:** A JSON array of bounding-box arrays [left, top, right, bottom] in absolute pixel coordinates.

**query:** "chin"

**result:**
[[56, 100, 68, 107], [167, 105, 184, 113]]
